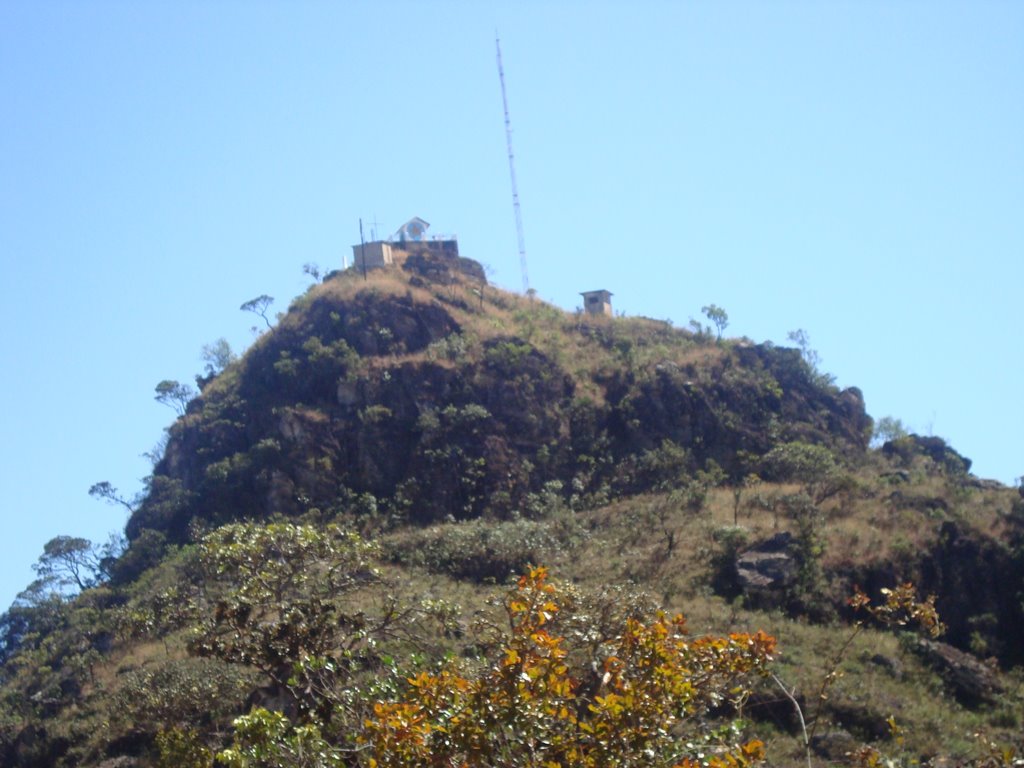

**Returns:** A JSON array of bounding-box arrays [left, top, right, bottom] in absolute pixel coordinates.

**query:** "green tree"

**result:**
[[872, 415, 908, 446], [240, 294, 275, 330], [786, 328, 836, 386], [302, 262, 322, 282], [761, 441, 845, 505], [702, 303, 729, 340], [142, 430, 171, 468], [188, 523, 384, 716], [31, 535, 120, 593], [210, 566, 775, 767], [0, 579, 68, 663], [200, 337, 236, 377], [154, 379, 196, 415], [786, 328, 818, 368], [88, 480, 139, 513], [217, 709, 343, 768], [360, 566, 773, 768]]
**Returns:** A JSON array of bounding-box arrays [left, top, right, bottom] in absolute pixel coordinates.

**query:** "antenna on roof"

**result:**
[[496, 33, 530, 296], [359, 218, 368, 282]]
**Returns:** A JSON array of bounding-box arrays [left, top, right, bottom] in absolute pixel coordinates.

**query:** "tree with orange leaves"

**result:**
[[362, 566, 774, 768]]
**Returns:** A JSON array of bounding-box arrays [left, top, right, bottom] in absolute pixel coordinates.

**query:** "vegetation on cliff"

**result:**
[[1, 255, 1022, 767]]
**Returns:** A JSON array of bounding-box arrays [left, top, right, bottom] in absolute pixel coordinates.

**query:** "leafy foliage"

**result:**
[[154, 379, 197, 415], [200, 337, 237, 380], [871, 415, 908, 447], [702, 304, 729, 340], [218, 708, 343, 768], [360, 566, 773, 768], [760, 441, 846, 505], [32, 535, 120, 594], [240, 294, 275, 330], [385, 516, 583, 583], [114, 657, 259, 733], [786, 329, 835, 388], [848, 583, 945, 639], [88, 480, 139, 514], [188, 523, 380, 688]]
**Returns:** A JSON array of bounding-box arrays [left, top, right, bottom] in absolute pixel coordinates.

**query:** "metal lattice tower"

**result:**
[[496, 34, 530, 295]]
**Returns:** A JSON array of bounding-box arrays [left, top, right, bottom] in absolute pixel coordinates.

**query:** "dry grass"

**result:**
[[294, 265, 725, 406]]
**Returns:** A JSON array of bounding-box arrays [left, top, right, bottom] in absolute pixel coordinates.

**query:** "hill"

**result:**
[[2, 250, 1022, 767]]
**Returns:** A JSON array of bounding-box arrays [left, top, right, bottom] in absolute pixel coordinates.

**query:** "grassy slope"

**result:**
[[21, 475, 1020, 765]]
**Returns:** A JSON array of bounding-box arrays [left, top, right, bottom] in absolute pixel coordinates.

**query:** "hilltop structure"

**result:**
[[580, 289, 613, 317], [352, 216, 459, 271]]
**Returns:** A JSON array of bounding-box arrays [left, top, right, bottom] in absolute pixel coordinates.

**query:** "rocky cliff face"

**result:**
[[126, 261, 872, 548], [844, 517, 1024, 666]]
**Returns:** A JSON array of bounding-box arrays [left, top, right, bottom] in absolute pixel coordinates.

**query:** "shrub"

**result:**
[[359, 566, 774, 767], [385, 518, 580, 583], [115, 657, 259, 732], [424, 333, 470, 361]]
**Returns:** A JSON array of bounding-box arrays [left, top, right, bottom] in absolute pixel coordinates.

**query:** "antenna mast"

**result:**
[[496, 34, 530, 295]]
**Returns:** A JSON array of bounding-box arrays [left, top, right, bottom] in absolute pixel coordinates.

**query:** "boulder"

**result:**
[[915, 638, 1003, 704], [736, 532, 799, 593]]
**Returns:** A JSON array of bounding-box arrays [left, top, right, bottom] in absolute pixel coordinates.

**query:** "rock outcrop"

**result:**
[[916, 638, 1003, 704], [736, 532, 800, 595]]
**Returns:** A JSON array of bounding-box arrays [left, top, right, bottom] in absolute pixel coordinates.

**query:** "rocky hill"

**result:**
[[129, 253, 870, 543], [2, 251, 1022, 767]]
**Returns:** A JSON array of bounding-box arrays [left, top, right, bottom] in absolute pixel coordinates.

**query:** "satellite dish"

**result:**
[[393, 217, 430, 242]]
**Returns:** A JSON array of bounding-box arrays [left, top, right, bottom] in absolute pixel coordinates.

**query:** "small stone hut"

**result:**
[[352, 241, 394, 270], [580, 289, 613, 317]]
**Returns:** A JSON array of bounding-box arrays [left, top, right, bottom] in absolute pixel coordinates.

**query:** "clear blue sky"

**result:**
[[1, 1, 1021, 609]]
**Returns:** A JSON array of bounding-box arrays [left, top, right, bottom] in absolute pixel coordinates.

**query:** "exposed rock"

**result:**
[[402, 251, 487, 284], [963, 476, 1005, 492], [837, 387, 868, 431], [336, 380, 359, 407], [736, 532, 799, 594], [915, 638, 1003, 704], [134, 269, 886, 549], [850, 520, 1024, 668], [882, 435, 972, 474], [278, 410, 307, 441], [734, 346, 873, 451], [887, 491, 949, 514]]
